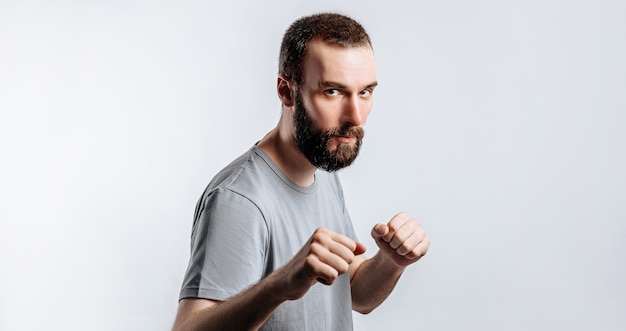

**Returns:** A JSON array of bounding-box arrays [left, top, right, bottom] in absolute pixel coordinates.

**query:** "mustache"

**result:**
[[325, 124, 364, 140]]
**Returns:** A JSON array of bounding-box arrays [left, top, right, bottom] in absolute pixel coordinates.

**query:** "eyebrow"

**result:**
[[319, 81, 379, 90]]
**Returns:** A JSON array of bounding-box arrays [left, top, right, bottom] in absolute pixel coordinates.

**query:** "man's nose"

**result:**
[[341, 94, 366, 126]]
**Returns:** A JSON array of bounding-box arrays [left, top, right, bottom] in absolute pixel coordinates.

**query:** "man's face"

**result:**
[[293, 89, 364, 172], [293, 39, 377, 172]]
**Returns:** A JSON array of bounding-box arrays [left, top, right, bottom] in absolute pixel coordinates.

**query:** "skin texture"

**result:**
[[172, 39, 430, 331]]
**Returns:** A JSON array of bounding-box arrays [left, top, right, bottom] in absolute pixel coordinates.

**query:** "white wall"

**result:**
[[1, 1, 624, 330]]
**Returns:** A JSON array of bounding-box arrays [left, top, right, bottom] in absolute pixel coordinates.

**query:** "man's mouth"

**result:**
[[334, 135, 357, 144]]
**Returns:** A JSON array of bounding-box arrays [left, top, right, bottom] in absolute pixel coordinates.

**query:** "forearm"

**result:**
[[350, 251, 405, 314], [174, 227, 364, 330], [174, 275, 285, 331]]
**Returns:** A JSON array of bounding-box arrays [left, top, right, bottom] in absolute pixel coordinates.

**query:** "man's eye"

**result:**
[[359, 89, 372, 97], [324, 89, 340, 96]]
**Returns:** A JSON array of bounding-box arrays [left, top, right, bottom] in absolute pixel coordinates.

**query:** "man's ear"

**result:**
[[277, 75, 295, 107]]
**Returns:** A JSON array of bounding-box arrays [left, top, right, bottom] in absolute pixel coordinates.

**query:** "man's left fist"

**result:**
[[371, 212, 430, 267]]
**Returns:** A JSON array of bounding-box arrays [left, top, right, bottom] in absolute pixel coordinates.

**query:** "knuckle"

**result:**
[[311, 232, 328, 245], [337, 262, 350, 274], [304, 254, 317, 266], [323, 268, 339, 282], [314, 227, 330, 235], [309, 242, 324, 255], [303, 256, 319, 274], [395, 244, 410, 256]]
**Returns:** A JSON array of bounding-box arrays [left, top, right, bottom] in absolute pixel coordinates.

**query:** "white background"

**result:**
[[1, 1, 625, 330]]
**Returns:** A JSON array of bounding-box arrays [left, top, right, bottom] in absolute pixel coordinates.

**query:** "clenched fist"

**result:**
[[274, 227, 366, 301], [371, 212, 430, 267]]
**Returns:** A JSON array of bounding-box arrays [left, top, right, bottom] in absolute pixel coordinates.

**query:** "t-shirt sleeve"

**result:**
[[179, 188, 268, 301]]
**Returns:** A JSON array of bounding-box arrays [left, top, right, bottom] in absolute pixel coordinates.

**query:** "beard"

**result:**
[[293, 90, 365, 172]]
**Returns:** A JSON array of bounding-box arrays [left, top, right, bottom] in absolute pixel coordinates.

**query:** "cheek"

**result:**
[[360, 103, 373, 123], [309, 100, 343, 126]]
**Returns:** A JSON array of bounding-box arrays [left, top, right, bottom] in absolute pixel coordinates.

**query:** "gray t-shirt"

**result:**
[[180, 145, 357, 330]]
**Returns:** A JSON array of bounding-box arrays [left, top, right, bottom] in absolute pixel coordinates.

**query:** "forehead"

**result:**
[[302, 39, 376, 87]]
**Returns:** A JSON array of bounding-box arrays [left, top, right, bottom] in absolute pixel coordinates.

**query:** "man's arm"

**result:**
[[172, 228, 366, 331], [350, 212, 430, 314], [172, 285, 279, 331]]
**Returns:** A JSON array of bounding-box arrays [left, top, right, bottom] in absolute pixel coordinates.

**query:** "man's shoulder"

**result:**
[[205, 145, 271, 193], [191, 146, 273, 218], [197, 145, 345, 207]]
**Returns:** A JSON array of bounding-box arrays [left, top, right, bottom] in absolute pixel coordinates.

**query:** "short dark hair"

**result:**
[[278, 13, 372, 86]]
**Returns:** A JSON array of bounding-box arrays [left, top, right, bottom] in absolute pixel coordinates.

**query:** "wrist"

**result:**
[[374, 251, 406, 274], [261, 270, 292, 303], [263, 264, 312, 303]]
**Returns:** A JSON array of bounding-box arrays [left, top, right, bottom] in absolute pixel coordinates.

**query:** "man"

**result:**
[[173, 13, 430, 331]]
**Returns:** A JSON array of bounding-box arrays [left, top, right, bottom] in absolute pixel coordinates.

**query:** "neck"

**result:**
[[258, 112, 317, 187]]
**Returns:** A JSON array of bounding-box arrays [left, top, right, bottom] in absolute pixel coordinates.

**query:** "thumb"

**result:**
[[353, 242, 366, 256], [371, 223, 389, 239]]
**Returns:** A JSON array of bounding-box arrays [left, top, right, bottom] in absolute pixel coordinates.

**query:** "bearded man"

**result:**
[[173, 13, 430, 331]]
